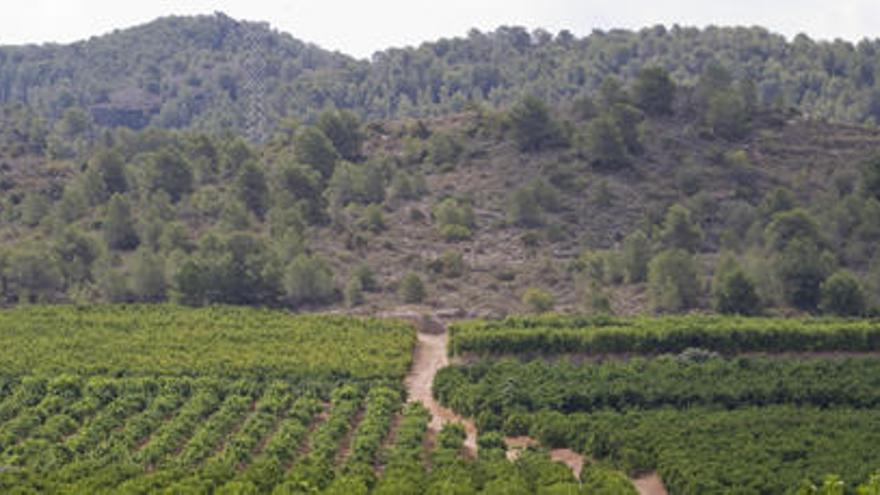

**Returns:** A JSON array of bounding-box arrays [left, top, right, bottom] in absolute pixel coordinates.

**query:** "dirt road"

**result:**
[[399, 313, 667, 495], [403, 328, 477, 455]]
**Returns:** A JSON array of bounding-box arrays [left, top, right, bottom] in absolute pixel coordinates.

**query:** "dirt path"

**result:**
[[404, 328, 477, 456], [632, 472, 669, 495], [398, 312, 667, 495]]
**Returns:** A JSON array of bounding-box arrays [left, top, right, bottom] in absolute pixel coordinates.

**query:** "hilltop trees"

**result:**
[[508, 95, 565, 152], [317, 110, 363, 162], [633, 67, 676, 116]]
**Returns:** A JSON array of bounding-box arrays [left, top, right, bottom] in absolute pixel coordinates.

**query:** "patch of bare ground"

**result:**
[[402, 314, 477, 458], [398, 312, 669, 494], [633, 472, 669, 495]]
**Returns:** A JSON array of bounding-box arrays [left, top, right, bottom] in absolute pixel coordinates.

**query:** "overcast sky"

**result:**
[[1, 1, 878, 58]]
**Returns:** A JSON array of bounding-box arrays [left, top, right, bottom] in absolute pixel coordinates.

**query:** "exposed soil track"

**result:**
[[399, 311, 667, 495], [403, 327, 477, 456], [633, 472, 670, 495]]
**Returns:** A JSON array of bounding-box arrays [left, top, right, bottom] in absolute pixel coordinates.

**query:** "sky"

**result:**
[[1, 1, 878, 59]]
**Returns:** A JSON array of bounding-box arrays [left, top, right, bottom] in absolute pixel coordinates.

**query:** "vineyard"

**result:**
[[0, 306, 639, 494], [439, 315, 880, 493], [0, 305, 415, 379], [448, 315, 880, 356]]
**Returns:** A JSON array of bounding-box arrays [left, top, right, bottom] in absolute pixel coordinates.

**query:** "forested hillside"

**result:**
[[3, 12, 880, 144], [2, 51, 880, 317]]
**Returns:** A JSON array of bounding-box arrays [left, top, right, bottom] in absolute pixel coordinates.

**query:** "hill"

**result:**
[[2, 67, 880, 317], [2, 13, 880, 142]]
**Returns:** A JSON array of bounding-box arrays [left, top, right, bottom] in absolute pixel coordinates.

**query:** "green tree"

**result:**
[[862, 155, 880, 201], [284, 254, 336, 307], [776, 238, 833, 311], [294, 126, 340, 180], [707, 90, 750, 140], [317, 110, 363, 162], [764, 208, 822, 251], [582, 114, 628, 169], [89, 148, 128, 198], [148, 148, 193, 203], [820, 271, 866, 316], [508, 95, 564, 152], [399, 273, 426, 304], [633, 66, 676, 116], [648, 249, 700, 312], [622, 230, 651, 283], [131, 248, 167, 302], [659, 205, 703, 252], [428, 131, 465, 167], [5, 247, 63, 303], [52, 228, 99, 288], [275, 162, 325, 224], [235, 161, 269, 220], [712, 255, 761, 315], [508, 189, 542, 228], [19, 193, 50, 228], [103, 194, 140, 251]]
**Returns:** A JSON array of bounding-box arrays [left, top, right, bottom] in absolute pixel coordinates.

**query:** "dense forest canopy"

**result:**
[[2, 12, 880, 139]]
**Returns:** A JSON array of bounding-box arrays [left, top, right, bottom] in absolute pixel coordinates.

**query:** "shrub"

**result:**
[[429, 251, 466, 278], [428, 131, 465, 167], [284, 255, 336, 307], [712, 256, 760, 315], [509, 188, 542, 228], [399, 273, 426, 304], [648, 249, 699, 312], [659, 204, 703, 253], [776, 238, 834, 311], [344, 277, 364, 308], [820, 271, 866, 316], [622, 231, 651, 283], [440, 224, 472, 242], [522, 288, 554, 313]]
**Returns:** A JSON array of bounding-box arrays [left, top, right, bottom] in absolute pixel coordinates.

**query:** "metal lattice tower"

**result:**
[[242, 24, 269, 142]]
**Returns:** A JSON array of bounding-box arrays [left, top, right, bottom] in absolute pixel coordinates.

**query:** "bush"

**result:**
[[776, 238, 834, 311], [712, 256, 760, 315], [399, 273, 426, 304], [522, 288, 554, 313], [428, 131, 465, 167], [429, 251, 466, 278], [581, 114, 628, 169], [659, 204, 703, 253], [820, 271, 866, 316], [509, 188, 542, 228], [344, 277, 364, 308], [648, 249, 699, 312], [284, 255, 336, 307], [440, 224, 472, 242], [622, 231, 651, 283]]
